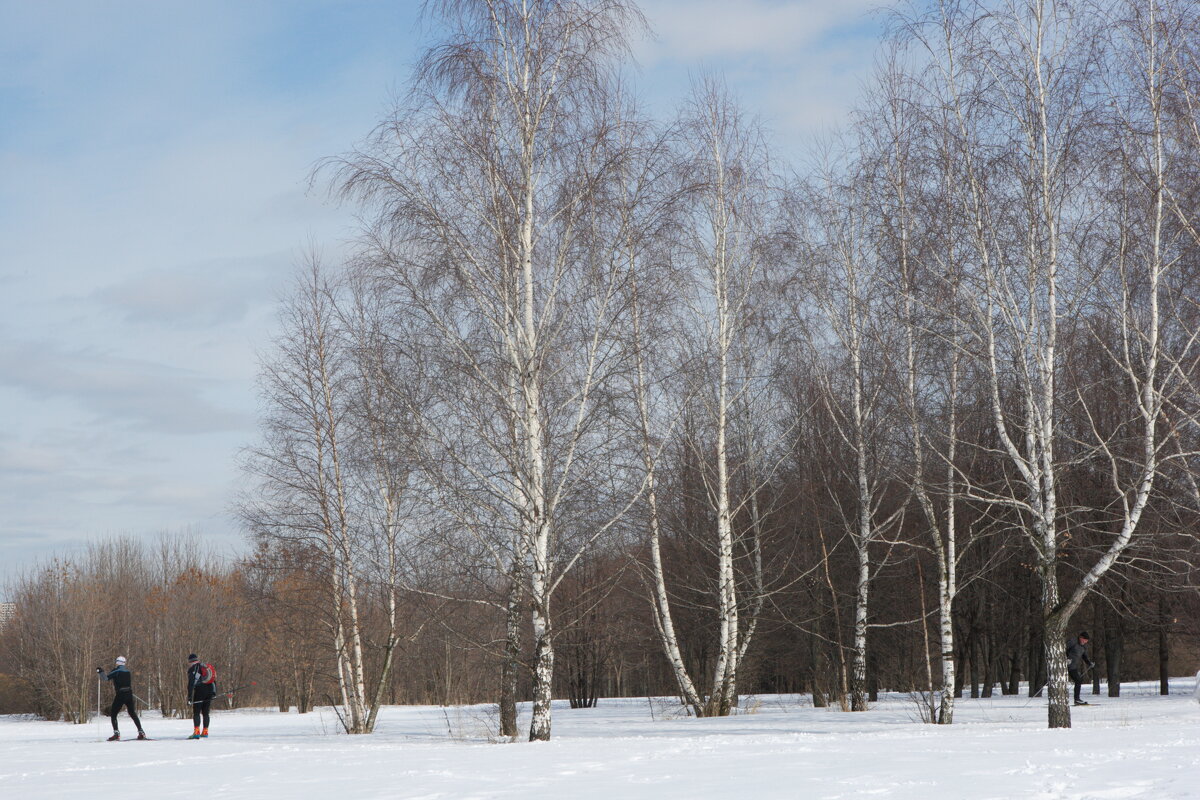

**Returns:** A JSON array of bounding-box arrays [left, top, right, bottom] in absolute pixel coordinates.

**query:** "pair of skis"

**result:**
[[107, 735, 207, 741], [107, 731, 216, 741]]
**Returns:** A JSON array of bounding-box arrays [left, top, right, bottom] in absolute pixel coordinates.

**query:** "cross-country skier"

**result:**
[[1066, 631, 1094, 706], [97, 656, 147, 740], [186, 653, 217, 739]]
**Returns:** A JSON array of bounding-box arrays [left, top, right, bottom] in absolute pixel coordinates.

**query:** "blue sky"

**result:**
[[0, 0, 883, 590]]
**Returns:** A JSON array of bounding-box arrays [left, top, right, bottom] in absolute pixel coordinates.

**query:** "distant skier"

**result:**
[[1066, 631, 1094, 706], [97, 656, 147, 741], [186, 653, 217, 739]]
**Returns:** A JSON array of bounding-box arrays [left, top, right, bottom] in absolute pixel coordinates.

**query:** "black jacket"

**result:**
[[104, 665, 133, 694], [1066, 639, 1093, 673], [188, 662, 217, 702]]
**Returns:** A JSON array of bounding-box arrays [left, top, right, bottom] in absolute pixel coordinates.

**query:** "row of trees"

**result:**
[[238, 0, 1200, 741], [0, 538, 252, 722], [1, 520, 1192, 726], [4, 0, 1197, 739], [0, 535, 501, 724]]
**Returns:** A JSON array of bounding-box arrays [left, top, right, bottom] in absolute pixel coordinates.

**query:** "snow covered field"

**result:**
[[2, 678, 1198, 800]]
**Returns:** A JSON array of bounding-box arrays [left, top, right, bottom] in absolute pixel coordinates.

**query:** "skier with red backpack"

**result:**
[[186, 653, 217, 739]]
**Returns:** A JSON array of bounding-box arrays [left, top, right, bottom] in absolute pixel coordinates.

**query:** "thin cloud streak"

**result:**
[[638, 0, 880, 62], [0, 339, 247, 434], [91, 252, 296, 328]]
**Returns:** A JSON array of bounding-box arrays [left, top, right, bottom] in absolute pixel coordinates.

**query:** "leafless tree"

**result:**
[[328, 0, 648, 741], [894, 0, 1195, 728], [798, 132, 907, 712], [240, 256, 376, 733], [637, 77, 784, 717]]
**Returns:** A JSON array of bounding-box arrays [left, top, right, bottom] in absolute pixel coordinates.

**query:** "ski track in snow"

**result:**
[[1, 678, 1197, 799]]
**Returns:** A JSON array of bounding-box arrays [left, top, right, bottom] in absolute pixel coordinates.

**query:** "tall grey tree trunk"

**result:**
[[850, 525, 870, 712], [1158, 595, 1170, 696], [499, 574, 523, 738], [629, 264, 704, 716], [528, 593, 554, 741]]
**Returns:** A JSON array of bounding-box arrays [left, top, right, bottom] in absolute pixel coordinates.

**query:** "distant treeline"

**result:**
[[6, 0, 1200, 737]]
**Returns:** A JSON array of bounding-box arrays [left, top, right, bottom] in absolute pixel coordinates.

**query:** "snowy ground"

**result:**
[[2, 678, 1198, 800]]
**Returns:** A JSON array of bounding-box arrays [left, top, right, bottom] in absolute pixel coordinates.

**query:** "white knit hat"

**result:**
[[115, 656, 126, 664]]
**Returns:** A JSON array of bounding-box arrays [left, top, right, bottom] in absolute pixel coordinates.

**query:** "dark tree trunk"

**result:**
[[294, 661, 313, 714], [563, 629, 602, 710], [1104, 612, 1123, 698], [953, 624, 967, 699], [1028, 629, 1046, 698], [969, 630, 980, 699], [868, 649, 879, 703], [810, 636, 828, 708], [1158, 594, 1170, 696], [1005, 649, 1021, 695], [981, 632, 993, 698], [953, 643, 965, 698]]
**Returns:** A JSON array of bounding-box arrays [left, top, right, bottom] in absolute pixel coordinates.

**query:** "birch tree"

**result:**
[[903, 0, 1186, 728], [800, 142, 905, 712], [1137, 0, 1200, 518], [241, 258, 373, 733], [646, 77, 780, 717], [856, 44, 965, 722], [330, 0, 646, 741], [338, 266, 429, 732]]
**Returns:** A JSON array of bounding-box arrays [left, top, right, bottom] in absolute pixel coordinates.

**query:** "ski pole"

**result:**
[[218, 681, 257, 709], [184, 680, 257, 704], [96, 673, 101, 741]]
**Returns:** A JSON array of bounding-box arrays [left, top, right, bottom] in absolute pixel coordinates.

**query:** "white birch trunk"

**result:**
[[848, 236, 871, 713], [938, 356, 959, 724], [499, 570, 523, 738], [631, 276, 704, 715], [709, 282, 739, 716], [850, 512, 870, 712], [706, 117, 744, 718], [519, 114, 555, 740], [318, 317, 370, 734]]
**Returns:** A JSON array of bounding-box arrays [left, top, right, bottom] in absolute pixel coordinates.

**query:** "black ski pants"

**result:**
[[1069, 668, 1084, 703], [109, 690, 142, 732], [192, 698, 212, 729]]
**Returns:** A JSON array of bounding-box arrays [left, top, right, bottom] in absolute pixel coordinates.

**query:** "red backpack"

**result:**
[[199, 663, 217, 685]]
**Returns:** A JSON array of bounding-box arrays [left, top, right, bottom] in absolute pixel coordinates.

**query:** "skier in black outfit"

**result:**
[[97, 656, 147, 740], [1066, 631, 1094, 705], [187, 653, 216, 738]]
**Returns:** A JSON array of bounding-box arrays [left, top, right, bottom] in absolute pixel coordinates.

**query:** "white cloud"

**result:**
[[633, 0, 889, 150], [0, 338, 248, 433], [91, 252, 295, 328], [637, 0, 880, 62], [0, 438, 68, 476]]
